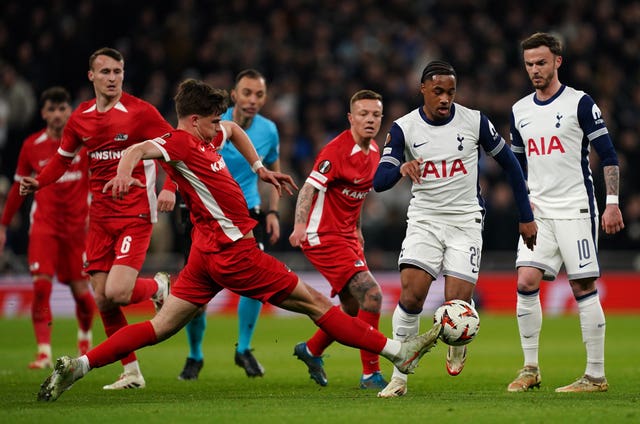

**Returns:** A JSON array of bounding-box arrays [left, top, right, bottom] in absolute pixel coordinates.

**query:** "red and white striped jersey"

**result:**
[[150, 129, 257, 252]]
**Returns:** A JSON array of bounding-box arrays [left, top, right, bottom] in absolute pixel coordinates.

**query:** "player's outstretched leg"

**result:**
[[390, 323, 441, 374], [377, 323, 442, 398], [37, 356, 84, 402]]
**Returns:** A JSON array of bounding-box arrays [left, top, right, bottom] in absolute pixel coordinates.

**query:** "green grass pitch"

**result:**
[[1, 313, 638, 423]]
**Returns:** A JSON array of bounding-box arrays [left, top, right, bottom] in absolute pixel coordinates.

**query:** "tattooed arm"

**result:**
[[601, 165, 624, 234], [289, 182, 317, 247]]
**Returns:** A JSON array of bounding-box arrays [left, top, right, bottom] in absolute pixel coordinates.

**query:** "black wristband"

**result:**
[[266, 210, 280, 218]]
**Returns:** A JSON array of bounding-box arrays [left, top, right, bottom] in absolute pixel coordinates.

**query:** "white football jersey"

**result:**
[[380, 103, 506, 226], [510, 85, 609, 219]]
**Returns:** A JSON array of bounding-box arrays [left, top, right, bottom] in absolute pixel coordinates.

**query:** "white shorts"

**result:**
[[516, 216, 600, 281], [398, 219, 483, 284]]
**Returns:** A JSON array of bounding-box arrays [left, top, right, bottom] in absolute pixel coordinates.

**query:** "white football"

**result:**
[[433, 299, 480, 346]]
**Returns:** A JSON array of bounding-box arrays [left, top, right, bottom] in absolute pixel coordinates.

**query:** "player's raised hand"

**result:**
[[103, 175, 144, 199], [19, 176, 40, 196], [400, 158, 424, 184], [257, 168, 298, 196]]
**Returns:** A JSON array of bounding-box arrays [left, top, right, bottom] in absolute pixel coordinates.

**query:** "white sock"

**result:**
[[577, 292, 605, 378], [123, 360, 141, 375], [381, 339, 401, 358], [78, 355, 91, 376], [77, 329, 92, 341], [516, 290, 542, 367], [390, 304, 420, 381], [37, 343, 52, 357]]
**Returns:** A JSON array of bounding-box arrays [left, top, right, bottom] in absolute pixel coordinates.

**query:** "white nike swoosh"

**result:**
[[82, 136, 92, 142], [115, 255, 129, 260], [353, 178, 364, 183]]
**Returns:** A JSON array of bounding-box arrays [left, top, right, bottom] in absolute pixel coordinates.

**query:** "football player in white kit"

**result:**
[[507, 32, 624, 393], [374, 60, 537, 398]]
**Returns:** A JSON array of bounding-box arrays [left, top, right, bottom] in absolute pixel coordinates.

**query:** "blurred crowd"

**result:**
[[1, 0, 639, 271]]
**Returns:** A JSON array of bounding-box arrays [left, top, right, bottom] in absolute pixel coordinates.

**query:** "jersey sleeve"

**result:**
[[2, 139, 33, 225], [509, 111, 527, 179], [373, 123, 405, 192], [577, 94, 618, 167], [150, 133, 184, 163], [58, 114, 83, 156], [478, 114, 506, 156], [14, 138, 35, 179], [35, 152, 73, 188], [306, 144, 338, 192], [482, 113, 533, 222], [139, 105, 173, 140], [36, 114, 82, 188], [0, 183, 24, 226]]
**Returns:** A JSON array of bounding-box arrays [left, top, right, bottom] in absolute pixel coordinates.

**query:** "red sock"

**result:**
[[74, 291, 96, 333], [315, 306, 387, 354], [98, 307, 137, 365], [358, 309, 382, 374], [307, 328, 334, 356], [129, 277, 157, 304], [32, 278, 53, 345], [87, 321, 157, 369]]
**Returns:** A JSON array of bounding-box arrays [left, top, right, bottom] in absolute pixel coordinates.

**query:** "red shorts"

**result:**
[[172, 237, 298, 306], [85, 217, 153, 273], [28, 231, 87, 282], [302, 235, 369, 297]]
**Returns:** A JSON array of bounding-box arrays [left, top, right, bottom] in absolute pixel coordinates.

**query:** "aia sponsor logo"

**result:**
[[527, 136, 565, 156], [422, 159, 468, 179]]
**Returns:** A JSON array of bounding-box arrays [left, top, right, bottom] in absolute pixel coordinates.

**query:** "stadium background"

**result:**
[[0, 0, 638, 315]]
